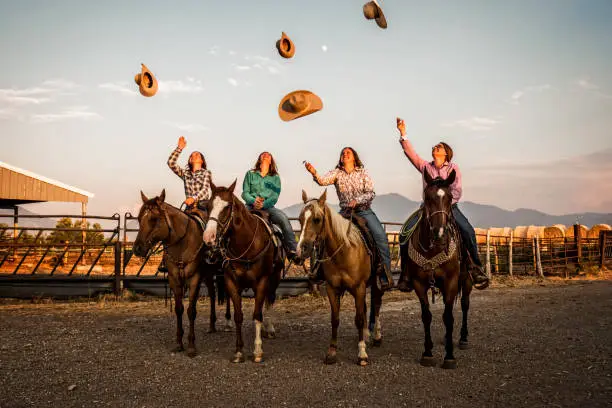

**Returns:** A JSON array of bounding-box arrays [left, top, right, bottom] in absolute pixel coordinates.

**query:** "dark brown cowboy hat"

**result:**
[[276, 32, 296, 59], [134, 63, 158, 97], [363, 0, 387, 29], [278, 90, 323, 122]]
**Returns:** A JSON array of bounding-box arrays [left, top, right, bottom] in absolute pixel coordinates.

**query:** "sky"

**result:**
[[1, 0, 611, 219]]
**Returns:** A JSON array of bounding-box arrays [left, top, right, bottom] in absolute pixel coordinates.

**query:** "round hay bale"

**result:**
[[543, 225, 565, 239], [474, 228, 487, 245], [565, 224, 588, 239], [587, 223, 611, 239], [526, 225, 546, 239], [513, 226, 529, 240], [488, 227, 511, 244]]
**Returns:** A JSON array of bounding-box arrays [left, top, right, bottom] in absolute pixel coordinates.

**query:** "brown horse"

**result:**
[[203, 180, 284, 363], [297, 190, 385, 366], [400, 170, 473, 369], [133, 189, 226, 357]]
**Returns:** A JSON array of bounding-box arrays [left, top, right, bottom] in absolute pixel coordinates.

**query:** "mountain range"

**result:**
[[282, 193, 612, 231]]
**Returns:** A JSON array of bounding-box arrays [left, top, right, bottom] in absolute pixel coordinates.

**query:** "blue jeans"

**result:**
[[354, 209, 391, 271], [267, 207, 297, 252], [452, 204, 482, 267]]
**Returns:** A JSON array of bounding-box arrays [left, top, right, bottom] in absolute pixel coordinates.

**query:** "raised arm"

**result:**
[[304, 161, 338, 186], [167, 136, 186, 179], [397, 117, 426, 173]]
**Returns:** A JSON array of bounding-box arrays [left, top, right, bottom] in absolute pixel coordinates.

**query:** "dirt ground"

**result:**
[[0, 276, 611, 408]]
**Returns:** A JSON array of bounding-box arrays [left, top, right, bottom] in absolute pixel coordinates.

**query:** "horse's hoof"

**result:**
[[324, 354, 337, 365], [419, 355, 436, 367], [442, 359, 457, 369], [171, 345, 184, 353], [371, 337, 382, 347], [232, 352, 245, 363], [253, 354, 264, 364], [262, 330, 276, 339], [357, 357, 369, 366], [187, 348, 197, 358], [458, 340, 469, 350]]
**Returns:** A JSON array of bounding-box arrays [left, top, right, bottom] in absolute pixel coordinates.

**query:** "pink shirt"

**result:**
[[400, 139, 462, 204]]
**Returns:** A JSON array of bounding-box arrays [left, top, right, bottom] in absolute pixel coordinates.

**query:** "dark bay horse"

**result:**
[[203, 180, 284, 363], [133, 189, 226, 357], [297, 190, 385, 366], [400, 170, 472, 369]]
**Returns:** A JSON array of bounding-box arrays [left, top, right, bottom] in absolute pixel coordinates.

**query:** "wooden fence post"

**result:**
[[599, 231, 606, 271], [574, 224, 582, 269], [535, 235, 544, 278], [509, 230, 513, 277], [485, 230, 491, 279]]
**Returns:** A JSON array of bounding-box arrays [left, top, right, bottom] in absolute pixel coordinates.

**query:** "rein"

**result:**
[[308, 200, 353, 264]]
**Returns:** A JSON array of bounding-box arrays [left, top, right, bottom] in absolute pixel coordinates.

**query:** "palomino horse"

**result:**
[[133, 189, 226, 357], [297, 190, 385, 366], [400, 170, 472, 369], [203, 180, 285, 363]]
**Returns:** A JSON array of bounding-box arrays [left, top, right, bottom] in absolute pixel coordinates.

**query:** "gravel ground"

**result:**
[[0, 278, 611, 408]]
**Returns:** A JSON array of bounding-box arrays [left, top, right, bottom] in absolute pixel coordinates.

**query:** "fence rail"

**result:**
[[1, 212, 611, 299]]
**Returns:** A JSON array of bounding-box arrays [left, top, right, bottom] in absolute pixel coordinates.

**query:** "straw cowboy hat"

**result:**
[[134, 63, 158, 97], [278, 90, 323, 121], [363, 0, 387, 29], [276, 32, 295, 59]]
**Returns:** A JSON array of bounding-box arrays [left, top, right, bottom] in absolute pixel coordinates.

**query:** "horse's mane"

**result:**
[[314, 201, 363, 248]]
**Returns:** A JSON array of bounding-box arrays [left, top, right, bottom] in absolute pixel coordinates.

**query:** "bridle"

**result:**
[[302, 200, 351, 264]]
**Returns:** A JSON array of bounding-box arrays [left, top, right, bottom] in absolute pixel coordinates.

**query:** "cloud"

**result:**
[[321, 45, 328, 52], [98, 82, 138, 96], [509, 84, 551, 105], [162, 121, 209, 133], [158, 78, 204, 94], [227, 78, 239, 87], [466, 150, 612, 214], [244, 55, 284, 75], [575, 77, 612, 100], [208, 45, 220, 55], [30, 106, 102, 123], [233, 64, 251, 71], [0, 108, 17, 119], [228, 50, 237, 56], [442, 116, 500, 131]]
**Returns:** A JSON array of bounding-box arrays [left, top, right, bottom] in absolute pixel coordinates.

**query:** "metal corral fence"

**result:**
[[1, 212, 611, 299]]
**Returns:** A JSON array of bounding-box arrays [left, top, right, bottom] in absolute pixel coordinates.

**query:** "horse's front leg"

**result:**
[[459, 274, 472, 350], [225, 275, 244, 363], [441, 276, 459, 369], [204, 273, 217, 333], [325, 283, 341, 364], [414, 279, 435, 367], [186, 271, 202, 357], [169, 274, 185, 353], [354, 282, 368, 366], [252, 277, 268, 363]]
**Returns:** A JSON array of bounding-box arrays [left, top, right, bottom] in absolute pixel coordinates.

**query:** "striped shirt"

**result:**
[[167, 148, 212, 202], [314, 167, 375, 210]]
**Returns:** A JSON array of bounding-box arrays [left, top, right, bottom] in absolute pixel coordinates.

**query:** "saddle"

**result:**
[[339, 209, 383, 280], [184, 205, 208, 231], [249, 209, 283, 249]]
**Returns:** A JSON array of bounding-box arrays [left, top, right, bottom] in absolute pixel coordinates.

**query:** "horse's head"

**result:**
[[203, 179, 237, 247], [422, 169, 456, 244], [296, 189, 327, 259], [133, 189, 169, 257]]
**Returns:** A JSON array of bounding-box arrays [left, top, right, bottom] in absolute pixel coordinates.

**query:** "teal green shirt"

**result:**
[[241, 170, 281, 210]]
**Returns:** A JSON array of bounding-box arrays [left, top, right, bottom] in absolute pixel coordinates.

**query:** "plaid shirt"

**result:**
[[167, 148, 212, 202], [314, 167, 375, 210]]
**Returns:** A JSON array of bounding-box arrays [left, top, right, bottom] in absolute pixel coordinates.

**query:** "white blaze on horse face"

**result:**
[[296, 209, 312, 257], [203, 196, 228, 244], [437, 189, 445, 198]]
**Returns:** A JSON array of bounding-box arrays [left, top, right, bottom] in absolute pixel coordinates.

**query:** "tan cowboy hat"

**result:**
[[278, 90, 323, 122], [134, 63, 158, 97], [363, 0, 387, 29], [276, 32, 295, 59]]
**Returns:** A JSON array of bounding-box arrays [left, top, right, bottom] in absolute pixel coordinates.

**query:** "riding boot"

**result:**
[[397, 273, 413, 292], [376, 262, 394, 291], [470, 262, 490, 290], [288, 250, 304, 266]]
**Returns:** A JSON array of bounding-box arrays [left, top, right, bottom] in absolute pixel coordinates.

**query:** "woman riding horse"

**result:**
[[395, 118, 489, 290], [304, 147, 394, 291], [241, 151, 302, 265]]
